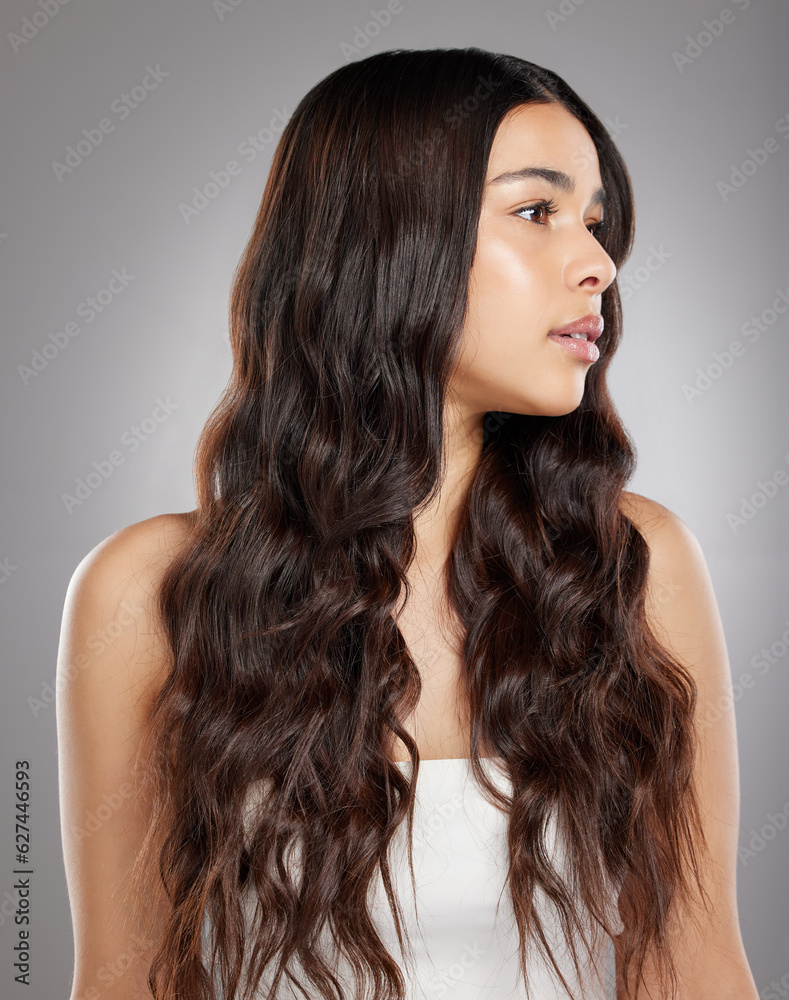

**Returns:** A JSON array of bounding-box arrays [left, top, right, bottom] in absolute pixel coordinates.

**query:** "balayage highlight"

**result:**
[[126, 47, 712, 1000]]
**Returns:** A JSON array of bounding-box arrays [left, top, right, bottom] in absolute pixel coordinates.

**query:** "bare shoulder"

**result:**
[[616, 511, 753, 991], [619, 489, 705, 571], [57, 511, 198, 999], [618, 490, 723, 666], [69, 509, 198, 597], [619, 489, 695, 543], [62, 510, 198, 701]]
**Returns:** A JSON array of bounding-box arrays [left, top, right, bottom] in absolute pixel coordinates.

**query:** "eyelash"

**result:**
[[514, 198, 607, 239]]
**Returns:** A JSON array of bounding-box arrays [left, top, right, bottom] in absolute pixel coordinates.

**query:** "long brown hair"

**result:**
[[127, 46, 710, 999]]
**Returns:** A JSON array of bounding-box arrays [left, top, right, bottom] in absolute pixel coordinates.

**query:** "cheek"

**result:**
[[468, 236, 550, 345], [477, 231, 537, 288]]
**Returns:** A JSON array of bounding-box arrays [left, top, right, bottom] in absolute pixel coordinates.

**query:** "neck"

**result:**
[[410, 396, 484, 574]]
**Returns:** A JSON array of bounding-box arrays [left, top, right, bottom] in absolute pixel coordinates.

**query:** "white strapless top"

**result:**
[[205, 756, 621, 999]]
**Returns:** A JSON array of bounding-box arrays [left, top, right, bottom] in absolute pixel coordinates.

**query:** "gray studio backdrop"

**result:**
[[1, 0, 787, 996]]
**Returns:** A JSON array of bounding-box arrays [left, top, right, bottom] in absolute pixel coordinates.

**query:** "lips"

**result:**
[[547, 314, 604, 342]]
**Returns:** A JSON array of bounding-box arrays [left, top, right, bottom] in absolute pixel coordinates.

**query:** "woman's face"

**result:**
[[451, 101, 617, 421]]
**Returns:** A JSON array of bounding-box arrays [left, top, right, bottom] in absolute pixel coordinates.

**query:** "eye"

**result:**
[[587, 218, 607, 241], [514, 199, 608, 241], [514, 198, 559, 224]]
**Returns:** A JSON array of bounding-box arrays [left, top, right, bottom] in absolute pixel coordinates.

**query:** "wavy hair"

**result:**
[[127, 46, 711, 1000]]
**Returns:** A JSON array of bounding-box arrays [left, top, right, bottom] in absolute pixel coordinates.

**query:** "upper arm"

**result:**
[[615, 492, 757, 999], [56, 512, 195, 1000]]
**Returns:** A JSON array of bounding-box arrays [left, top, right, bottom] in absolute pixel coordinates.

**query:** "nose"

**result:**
[[562, 232, 617, 297]]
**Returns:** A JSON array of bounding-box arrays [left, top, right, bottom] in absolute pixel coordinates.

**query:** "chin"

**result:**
[[506, 389, 585, 419], [546, 395, 585, 417]]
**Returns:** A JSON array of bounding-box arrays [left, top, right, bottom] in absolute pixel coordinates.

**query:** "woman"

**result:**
[[57, 47, 758, 999]]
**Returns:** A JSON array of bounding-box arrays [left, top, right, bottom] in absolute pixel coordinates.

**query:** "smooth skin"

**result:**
[[57, 102, 758, 998]]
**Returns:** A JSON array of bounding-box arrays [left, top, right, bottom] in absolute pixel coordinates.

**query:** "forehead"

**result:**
[[485, 102, 601, 186]]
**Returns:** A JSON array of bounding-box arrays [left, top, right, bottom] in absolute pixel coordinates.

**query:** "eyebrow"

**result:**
[[487, 166, 606, 207]]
